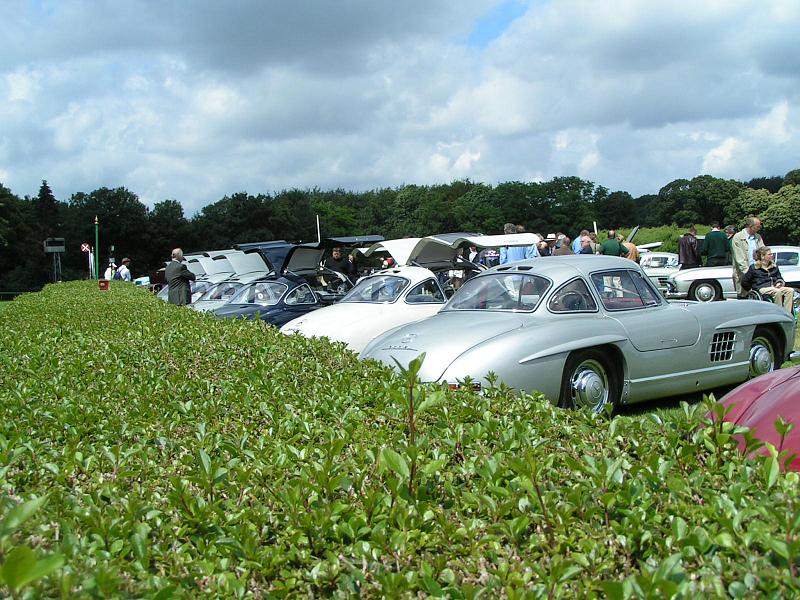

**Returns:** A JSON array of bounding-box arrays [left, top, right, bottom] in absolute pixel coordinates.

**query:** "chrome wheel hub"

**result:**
[[571, 360, 609, 412], [694, 284, 716, 302], [749, 340, 774, 377]]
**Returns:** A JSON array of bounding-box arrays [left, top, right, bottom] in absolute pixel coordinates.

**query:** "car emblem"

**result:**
[[400, 333, 417, 344]]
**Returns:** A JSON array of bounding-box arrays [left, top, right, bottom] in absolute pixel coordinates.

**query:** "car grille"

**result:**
[[709, 331, 736, 362], [657, 276, 669, 287]]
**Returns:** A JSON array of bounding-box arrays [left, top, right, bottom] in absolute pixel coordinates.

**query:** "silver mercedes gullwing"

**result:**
[[360, 255, 795, 412]]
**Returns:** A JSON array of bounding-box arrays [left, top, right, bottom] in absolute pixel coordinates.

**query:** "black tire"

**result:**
[[558, 349, 621, 412], [749, 326, 782, 379], [688, 280, 722, 302]]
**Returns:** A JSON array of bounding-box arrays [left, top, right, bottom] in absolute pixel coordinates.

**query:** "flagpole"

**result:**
[[94, 216, 100, 279]]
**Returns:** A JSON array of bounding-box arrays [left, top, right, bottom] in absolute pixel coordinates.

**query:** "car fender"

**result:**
[[714, 312, 795, 330], [518, 334, 629, 364]]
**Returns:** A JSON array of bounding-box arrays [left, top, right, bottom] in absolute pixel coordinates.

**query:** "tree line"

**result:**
[[1, 169, 798, 292]]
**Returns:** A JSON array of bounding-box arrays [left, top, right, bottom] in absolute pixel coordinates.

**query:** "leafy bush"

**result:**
[[1, 282, 798, 597]]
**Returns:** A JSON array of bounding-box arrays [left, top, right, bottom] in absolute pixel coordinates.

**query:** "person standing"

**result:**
[[116, 257, 132, 281], [702, 222, 729, 266], [572, 229, 590, 254], [166, 248, 196, 305], [731, 216, 765, 298], [619, 236, 640, 263], [324, 247, 356, 281], [598, 230, 629, 257], [678, 226, 701, 270], [553, 235, 574, 256]]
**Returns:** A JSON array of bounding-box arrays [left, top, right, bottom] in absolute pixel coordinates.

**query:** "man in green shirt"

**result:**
[[703, 222, 730, 266], [599, 229, 629, 257]]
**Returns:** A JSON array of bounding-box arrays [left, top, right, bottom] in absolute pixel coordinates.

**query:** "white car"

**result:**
[[281, 233, 541, 352], [665, 245, 800, 302], [639, 252, 679, 293]]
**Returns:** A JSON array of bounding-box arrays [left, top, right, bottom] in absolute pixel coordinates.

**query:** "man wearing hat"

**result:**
[[117, 257, 132, 281]]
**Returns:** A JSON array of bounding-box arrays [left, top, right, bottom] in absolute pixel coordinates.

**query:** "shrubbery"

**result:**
[[1, 282, 798, 597]]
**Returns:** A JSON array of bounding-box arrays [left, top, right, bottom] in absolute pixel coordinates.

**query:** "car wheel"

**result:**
[[749, 327, 782, 379], [559, 349, 620, 412], [688, 280, 722, 302]]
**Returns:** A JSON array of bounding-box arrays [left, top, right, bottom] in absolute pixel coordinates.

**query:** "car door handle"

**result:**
[[661, 338, 678, 343]]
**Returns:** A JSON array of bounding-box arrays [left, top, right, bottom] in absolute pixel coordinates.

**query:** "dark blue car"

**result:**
[[213, 242, 353, 325]]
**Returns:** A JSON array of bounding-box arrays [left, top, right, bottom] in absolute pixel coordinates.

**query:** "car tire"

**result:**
[[559, 349, 620, 412], [688, 280, 722, 302], [749, 326, 782, 379]]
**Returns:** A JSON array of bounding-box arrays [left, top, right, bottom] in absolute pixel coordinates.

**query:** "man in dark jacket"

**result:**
[[678, 226, 701, 269], [324, 247, 355, 281], [166, 248, 196, 305]]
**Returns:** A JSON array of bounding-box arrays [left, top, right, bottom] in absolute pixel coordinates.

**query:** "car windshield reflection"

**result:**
[[443, 273, 550, 312], [198, 282, 244, 302], [341, 275, 410, 303], [229, 281, 288, 306]]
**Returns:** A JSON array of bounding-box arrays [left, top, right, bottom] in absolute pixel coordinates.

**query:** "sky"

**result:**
[[1, 0, 798, 215]]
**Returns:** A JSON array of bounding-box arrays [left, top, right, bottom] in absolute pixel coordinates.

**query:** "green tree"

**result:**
[[746, 175, 784, 193], [784, 169, 800, 186], [593, 191, 637, 229], [724, 187, 772, 227], [190, 192, 277, 250], [451, 184, 505, 234], [64, 187, 150, 278], [144, 200, 194, 272], [761, 184, 800, 245]]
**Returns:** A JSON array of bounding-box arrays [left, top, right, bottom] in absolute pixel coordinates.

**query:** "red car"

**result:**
[[717, 365, 800, 471]]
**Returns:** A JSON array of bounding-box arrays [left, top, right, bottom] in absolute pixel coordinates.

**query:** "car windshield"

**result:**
[[443, 273, 550, 312], [341, 275, 410, 303], [198, 281, 243, 302], [228, 281, 288, 305], [645, 256, 678, 268]]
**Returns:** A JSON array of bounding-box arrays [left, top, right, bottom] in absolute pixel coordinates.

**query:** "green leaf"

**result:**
[[198, 450, 212, 477], [0, 496, 48, 539], [1, 546, 63, 592], [380, 447, 410, 479], [763, 454, 779, 489]]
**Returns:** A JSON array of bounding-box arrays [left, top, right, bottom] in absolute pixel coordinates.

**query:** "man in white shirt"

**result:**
[[117, 258, 132, 281]]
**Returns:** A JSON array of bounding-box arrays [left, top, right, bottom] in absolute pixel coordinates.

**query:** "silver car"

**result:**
[[361, 255, 795, 412], [665, 245, 800, 302]]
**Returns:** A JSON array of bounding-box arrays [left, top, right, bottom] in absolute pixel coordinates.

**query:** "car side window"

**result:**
[[548, 278, 598, 313], [284, 284, 316, 306], [629, 271, 661, 306], [591, 270, 653, 310], [406, 279, 445, 303], [775, 252, 799, 266]]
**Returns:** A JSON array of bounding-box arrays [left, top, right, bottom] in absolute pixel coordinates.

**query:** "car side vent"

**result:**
[[710, 331, 736, 362]]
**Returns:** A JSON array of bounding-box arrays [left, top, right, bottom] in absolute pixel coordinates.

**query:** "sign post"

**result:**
[[81, 243, 93, 278]]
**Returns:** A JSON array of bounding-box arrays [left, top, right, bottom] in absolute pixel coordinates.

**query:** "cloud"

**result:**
[[0, 0, 797, 215]]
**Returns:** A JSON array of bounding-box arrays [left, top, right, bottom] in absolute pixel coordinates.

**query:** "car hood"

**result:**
[[282, 301, 444, 352], [719, 366, 800, 471], [361, 310, 526, 382], [214, 304, 280, 320]]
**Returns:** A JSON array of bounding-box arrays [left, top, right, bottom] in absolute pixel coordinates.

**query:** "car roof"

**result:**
[[488, 254, 641, 280], [359, 265, 440, 284]]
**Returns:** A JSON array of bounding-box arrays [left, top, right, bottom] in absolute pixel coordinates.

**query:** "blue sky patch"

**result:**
[[467, 0, 529, 47]]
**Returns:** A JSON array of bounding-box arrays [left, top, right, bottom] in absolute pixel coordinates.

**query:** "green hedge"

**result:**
[[0, 282, 798, 598]]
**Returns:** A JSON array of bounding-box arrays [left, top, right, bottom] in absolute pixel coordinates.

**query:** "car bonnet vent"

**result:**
[[710, 331, 736, 362]]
